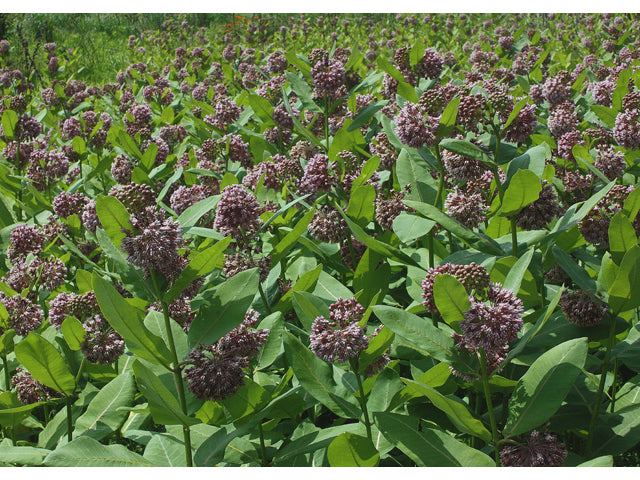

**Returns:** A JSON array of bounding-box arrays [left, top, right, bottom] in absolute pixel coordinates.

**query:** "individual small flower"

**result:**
[[0, 293, 43, 336], [444, 187, 488, 229], [421, 263, 491, 315], [560, 290, 608, 327], [595, 145, 627, 180], [52, 191, 89, 219], [501, 429, 567, 467], [394, 102, 436, 149], [613, 109, 640, 150], [310, 298, 369, 364], [183, 310, 269, 401], [214, 184, 263, 239], [516, 183, 563, 230], [11, 370, 58, 405], [308, 206, 350, 243], [6, 224, 45, 262]]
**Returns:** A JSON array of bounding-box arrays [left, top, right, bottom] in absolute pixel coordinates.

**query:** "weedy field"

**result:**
[[0, 12, 639, 467]]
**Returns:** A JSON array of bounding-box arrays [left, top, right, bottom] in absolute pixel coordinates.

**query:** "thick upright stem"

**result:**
[[480, 349, 500, 466], [152, 273, 193, 467], [350, 358, 372, 442], [66, 397, 73, 442], [2, 355, 9, 392], [258, 422, 268, 466], [586, 315, 617, 458], [428, 231, 434, 269], [510, 217, 518, 257]]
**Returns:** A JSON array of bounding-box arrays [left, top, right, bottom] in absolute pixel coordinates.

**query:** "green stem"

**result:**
[[610, 358, 619, 413], [151, 273, 193, 467], [258, 282, 272, 314], [586, 314, 618, 458], [258, 422, 268, 466], [480, 349, 500, 466], [74, 356, 86, 390], [428, 230, 434, 269], [350, 358, 372, 442], [510, 217, 518, 257], [66, 396, 73, 442], [2, 355, 9, 392]]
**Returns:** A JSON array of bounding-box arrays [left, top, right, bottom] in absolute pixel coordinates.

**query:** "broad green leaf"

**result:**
[[405, 200, 504, 256], [590, 105, 617, 128], [353, 248, 391, 309], [132, 360, 198, 427], [433, 274, 470, 326], [403, 380, 492, 442], [144, 434, 187, 467], [274, 264, 322, 314], [327, 433, 379, 467], [503, 97, 529, 129], [44, 436, 154, 467], [292, 291, 330, 330], [61, 316, 86, 351], [256, 311, 284, 369], [503, 337, 588, 438], [372, 305, 476, 375], [0, 443, 50, 466], [164, 237, 231, 302], [552, 246, 597, 294], [608, 245, 640, 314], [93, 274, 172, 367], [374, 412, 494, 467], [392, 212, 436, 243], [188, 268, 259, 348], [269, 208, 315, 266], [359, 326, 394, 375], [0, 392, 43, 427], [608, 212, 638, 265], [0, 330, 15, 356], [1, 110, 18, 140], [177, 195, 220, 228], [283, 332, 359, 418], [74, 373, 136, 440], [612, 323, 640, 372], [347, 101, 388, 132], [14, 333, 75, 396], [503, 246, 535, 295], [346, 184, 376, 226], [439, 138, 487, 163], [396, 149, 438, 204], [95, 195, 133, 248], [367, 367, 403, 413], [577, 456, 614, 467], [221, 377, 271, 424], [500, 169, 542, 216], [437, 96, 460, 138], [623, 186, 640, 221]]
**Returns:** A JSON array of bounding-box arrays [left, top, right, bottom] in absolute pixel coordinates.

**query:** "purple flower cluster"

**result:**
[[394, 102, 437, 149], [310, 298, 369, 364], [501, 429, 567, 467], [214, 184, 263, 240], [560, 290, 608, 327], [11, 370, 59, 405], [183, 309, 269, 401]]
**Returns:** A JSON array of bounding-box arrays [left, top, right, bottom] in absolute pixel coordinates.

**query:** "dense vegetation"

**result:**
[[0, 12, 639, 467]]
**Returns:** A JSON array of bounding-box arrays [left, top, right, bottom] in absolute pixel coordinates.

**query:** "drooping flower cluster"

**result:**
[[500, 429, 567, 467], [444, 187, 488, 229], [308, 206, 350, 243], [310, 297, 369, 364], [183, 310, 269, 401], [394, 102, 437, 149], [11, 370, 59, 405], [0, 293, 44, 336]]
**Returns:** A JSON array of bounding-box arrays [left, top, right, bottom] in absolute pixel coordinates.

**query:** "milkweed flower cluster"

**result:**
[[421, 262, 491, 315], [183, 310, 269, 401], [500, 429, 567, 467]]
